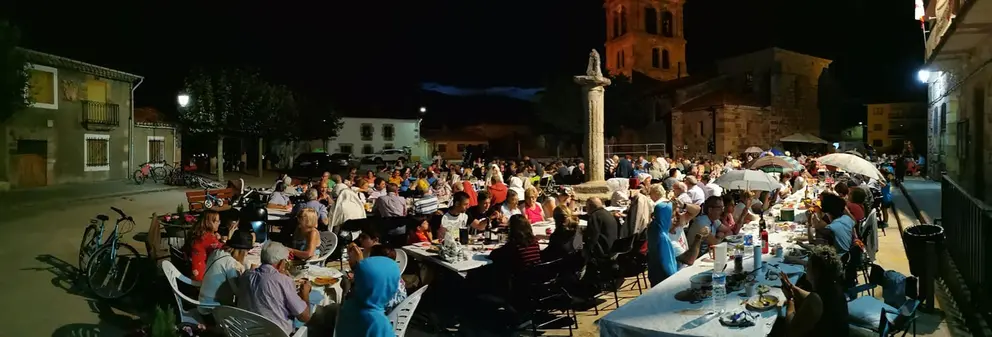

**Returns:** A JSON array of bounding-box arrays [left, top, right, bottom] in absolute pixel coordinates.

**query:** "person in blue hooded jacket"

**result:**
[[647, 200, 679, 286], [335, 256, 401, 337]]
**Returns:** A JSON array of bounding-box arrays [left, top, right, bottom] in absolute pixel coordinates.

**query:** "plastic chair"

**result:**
[[308, 232, 337, 267], [213, 305, 308, 337], [161, 260, 212, 325], [387, 285, 429, 337], [395, 248, 409, 275]]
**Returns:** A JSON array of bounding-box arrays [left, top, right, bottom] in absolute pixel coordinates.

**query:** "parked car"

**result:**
[[292, 152, 355, 178], [362, 148, 410, 164]]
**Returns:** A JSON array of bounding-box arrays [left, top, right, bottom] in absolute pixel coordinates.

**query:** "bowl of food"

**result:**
[[690, 272, 714, 293], [745, 295, 780, 311], [312, 276, 339, 286]]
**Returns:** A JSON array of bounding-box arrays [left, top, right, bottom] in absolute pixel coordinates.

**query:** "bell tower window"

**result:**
[[661, 11, 674, 37], [644, 7, 658, 35]]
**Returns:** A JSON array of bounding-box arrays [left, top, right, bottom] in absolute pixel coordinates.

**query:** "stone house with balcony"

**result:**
[[0, 49, 146, 188]]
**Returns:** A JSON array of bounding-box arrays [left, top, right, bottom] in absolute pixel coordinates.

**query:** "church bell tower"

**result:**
[[604, 0, 688, 81]]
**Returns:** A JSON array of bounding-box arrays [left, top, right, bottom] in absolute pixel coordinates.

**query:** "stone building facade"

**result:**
[[665, 48, 831, 157], [922, 0, 992, 201]]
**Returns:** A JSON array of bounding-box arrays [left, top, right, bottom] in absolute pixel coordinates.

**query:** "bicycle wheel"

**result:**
[[150, 166, 167, 183], [78, 225, 100, 271], [87, 242, 141, 299], [132, 170, 146, 185]]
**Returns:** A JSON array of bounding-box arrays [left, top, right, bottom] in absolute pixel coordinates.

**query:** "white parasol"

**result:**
[[815, 153, 886, 181], [714, 169, 781, 192], [744, 146, 764, 154]]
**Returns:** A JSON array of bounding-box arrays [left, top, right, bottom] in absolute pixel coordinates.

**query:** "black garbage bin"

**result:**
[[904, 224, 944, 276]]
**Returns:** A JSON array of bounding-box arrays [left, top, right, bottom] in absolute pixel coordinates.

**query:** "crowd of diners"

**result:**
[[177, 149, 897, 336]]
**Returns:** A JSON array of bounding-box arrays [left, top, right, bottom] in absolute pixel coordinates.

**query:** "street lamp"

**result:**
[[419, 106, 427, 113], [917, 69, 932, 83], [858, 122, 863, 125], [177, 94, 190, 108]]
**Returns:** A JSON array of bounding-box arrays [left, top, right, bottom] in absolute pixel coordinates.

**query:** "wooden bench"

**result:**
[[186, 188, 235, 211]]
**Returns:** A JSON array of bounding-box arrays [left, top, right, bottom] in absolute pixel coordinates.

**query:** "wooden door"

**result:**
[[14, 140, 47, 188]]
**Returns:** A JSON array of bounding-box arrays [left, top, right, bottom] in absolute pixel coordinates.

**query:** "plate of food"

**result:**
[[312, 276, 339, 286], [725, 235, 744, 244], [412, 241, 431, 248], [745, 295, 780, 311]]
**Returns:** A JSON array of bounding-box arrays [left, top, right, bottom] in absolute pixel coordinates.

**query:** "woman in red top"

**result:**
[[189, 210, 222, 281]]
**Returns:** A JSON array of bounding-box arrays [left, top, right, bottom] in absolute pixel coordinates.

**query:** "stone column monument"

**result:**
[[572, 50, 612, 199]]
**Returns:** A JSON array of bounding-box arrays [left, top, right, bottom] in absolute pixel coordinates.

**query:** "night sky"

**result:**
[[3, 0, 927, 123]]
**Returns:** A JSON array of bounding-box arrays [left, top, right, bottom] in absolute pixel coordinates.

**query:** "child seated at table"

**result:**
[[355, 233, 380, 257], [408, 215, 434, 245]]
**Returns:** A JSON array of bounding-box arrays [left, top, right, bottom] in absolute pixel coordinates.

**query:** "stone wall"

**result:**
[[673, 105, 801, 158]]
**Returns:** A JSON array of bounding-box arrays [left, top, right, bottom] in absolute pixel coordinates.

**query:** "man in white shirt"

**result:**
[[701, 175, 723, 199], [672, 182, 694, 205], [439, 191, 471, 242], [684, 176, 705, 205]]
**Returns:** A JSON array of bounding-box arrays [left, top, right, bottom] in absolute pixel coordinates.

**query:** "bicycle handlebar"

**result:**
[[110, 207, 127, 219]]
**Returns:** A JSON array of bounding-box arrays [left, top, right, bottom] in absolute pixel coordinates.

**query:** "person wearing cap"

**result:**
[[198, 230, 253, 321], [237, 241, 321, 335]]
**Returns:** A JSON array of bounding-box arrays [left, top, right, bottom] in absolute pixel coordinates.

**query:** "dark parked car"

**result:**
[[292, 152, 356, 178]]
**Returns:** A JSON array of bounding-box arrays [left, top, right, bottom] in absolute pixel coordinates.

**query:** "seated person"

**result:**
[[267, 182, 292, 210], [771, 245, 849, 337], [288, 208, 321, 261], [198, 231, 253, 322], [408, 215, 434, 244], [334, 255, 402, 337], [237, 242, 321, 335], [467, 191, 500, 231], [368, 245, 408, 312], [809, 192, 855, 256], [356, 233, 380, 257], [292, 189, 329, 227], [544, 205, 583, 260]]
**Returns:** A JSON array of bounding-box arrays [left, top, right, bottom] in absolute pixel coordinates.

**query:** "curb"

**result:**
[[0, 185, 182, 211], [897, 181, 931, 225]]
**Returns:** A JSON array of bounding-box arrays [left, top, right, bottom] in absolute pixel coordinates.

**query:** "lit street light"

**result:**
[[917, 69, 932, 83], [419, 106, 427, 113], [858, 122, 863, 125], [178, 94, 190, 108]]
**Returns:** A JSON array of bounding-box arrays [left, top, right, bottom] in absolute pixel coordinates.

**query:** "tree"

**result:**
[[603, 72, 643, 138], [292, 94, 343, 144], [0, 21, 31, 122]]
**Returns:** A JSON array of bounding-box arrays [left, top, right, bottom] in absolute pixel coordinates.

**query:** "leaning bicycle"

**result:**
[[79, 207, 142, 299], [132, 161, 169, 185]]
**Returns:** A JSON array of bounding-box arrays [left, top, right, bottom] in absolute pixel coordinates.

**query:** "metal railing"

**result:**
[[606, 143, 667, 158], [941, 174, 992, 322], [82, 100, 120, 127]]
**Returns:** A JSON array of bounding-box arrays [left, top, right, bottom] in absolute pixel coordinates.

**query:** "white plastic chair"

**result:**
[[161, 260, 212, 325], [213, 305, 308, 337], [395, 248, 408, 275], [309, 232, 337, 267], [387, 285, 428, 337]]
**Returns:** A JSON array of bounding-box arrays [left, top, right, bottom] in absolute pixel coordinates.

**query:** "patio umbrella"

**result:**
[[714, 169, 781, 192], [815, 153, 886, 181], [747, 156, 795, 172], [780, 133, 830, 144], [845, 150, 864, 158], [778, 156, 804, 171], [769, 148, 784, 156], [744, 146, 763, 154]]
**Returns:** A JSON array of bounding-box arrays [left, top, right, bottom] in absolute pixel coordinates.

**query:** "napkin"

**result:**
[[713, 243, 728, 273]]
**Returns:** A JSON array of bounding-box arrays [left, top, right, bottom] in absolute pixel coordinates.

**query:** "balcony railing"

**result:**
[[82, 100, 120, 129], [941, 174, 992, 323]]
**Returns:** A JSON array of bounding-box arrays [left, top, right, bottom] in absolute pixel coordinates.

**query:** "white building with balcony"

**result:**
[[326, 117, 429, 161]]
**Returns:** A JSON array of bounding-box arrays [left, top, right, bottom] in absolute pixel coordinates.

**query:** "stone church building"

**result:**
[[603, 0, 832, 157]]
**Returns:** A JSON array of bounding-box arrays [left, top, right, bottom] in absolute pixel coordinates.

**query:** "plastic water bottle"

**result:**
[[711, 272, 727, 313]]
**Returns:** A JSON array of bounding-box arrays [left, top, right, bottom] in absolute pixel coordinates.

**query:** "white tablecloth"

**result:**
[[599, 230, 806, 337], [401, 244, 494, 276]]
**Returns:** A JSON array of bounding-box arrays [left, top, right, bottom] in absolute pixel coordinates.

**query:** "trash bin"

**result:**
[[904, 224, 944, 276]]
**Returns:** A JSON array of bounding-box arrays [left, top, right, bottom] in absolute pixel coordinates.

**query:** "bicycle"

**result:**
[[79, 207, 142, 299], [131, 161, 169, 184], [202, 187, 226, 209]]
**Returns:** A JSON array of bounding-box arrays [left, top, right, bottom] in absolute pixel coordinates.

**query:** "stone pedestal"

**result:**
[[574, 75, 611, 182]]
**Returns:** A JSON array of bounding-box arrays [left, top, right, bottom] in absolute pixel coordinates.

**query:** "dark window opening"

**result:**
[[661, 11, 674, 37], [644, 7, 658, 34]]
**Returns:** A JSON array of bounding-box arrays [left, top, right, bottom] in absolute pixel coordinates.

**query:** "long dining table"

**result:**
[[598, 187, 817, 337]]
